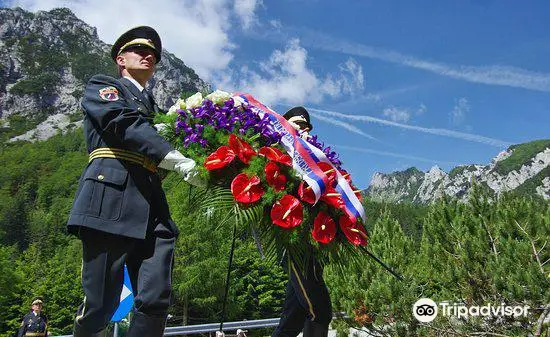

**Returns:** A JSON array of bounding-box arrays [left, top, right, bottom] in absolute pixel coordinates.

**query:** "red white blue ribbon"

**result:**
[[236, 94, 366, 223]]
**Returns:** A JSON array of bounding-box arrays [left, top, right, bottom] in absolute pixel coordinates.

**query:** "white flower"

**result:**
[[176, 98, 186, 110], [167, 98, 186, 116], [232, 95, 246, 108], [206, 90, 231, 105], [167, 104, 178, 116], [185, 92, 204, 109]]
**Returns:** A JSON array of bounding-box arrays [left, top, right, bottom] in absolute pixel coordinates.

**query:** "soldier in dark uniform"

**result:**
[[17, 298, 48, 337], [272, 107, 332, 337], [68, 26, 203, 337]]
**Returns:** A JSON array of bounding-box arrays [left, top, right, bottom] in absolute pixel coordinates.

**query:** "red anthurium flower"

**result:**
[[259, 146, 292, 166], [339, 169, 352, 184], [312, 211, 336, 244], [298, 181, 316, 204], [321, 186, 344, 210], [229, 134, 256, 164], [318, 162, 337, 186], [351, 185, 363, 202], [340, 216, 368, 246], [204, 146, 235, 170], [231, 173, 264, 203], [265, 162, 287, 191], [270, 194, 303, 229]]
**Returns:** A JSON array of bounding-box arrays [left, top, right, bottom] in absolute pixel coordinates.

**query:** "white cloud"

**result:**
[[254, 27, 550, 93], [10, 0, 253, 79], [307, 106, 512, 148], [338, 58, 364, 96], [339, 85, 421, 108], [269, 19, 282, 30], [365, 93, 382, 103], [233, 0, 263, 30], [10, 1, 366, 105], [309, 113, 378, 141], [11, 0, 371, 110], [382, 106, 410, 123], [417, 103, 427, 115], [218, 39, 365, 105], [334, 144, 460, 166], [450, 97, 469, 126]]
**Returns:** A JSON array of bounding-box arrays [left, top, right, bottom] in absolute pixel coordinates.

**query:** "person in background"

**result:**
[[68, 26, 203, 337], [18, 298, 48, 337], [271, 107, 332, 337]]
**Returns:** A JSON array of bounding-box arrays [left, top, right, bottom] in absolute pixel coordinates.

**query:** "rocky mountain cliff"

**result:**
[[0, 7, 209, 142], [366, 139, 550, 203]]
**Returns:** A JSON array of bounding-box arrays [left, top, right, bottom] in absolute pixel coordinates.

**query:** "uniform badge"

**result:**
[[99, 86, 119, 101]]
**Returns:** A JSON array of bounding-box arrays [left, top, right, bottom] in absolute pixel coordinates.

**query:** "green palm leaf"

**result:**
[[188, 184, 366, 276]]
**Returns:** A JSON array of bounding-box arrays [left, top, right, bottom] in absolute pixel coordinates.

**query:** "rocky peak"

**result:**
[[368, 167, 425, 203], [0, 7, 209, 142], [492, 149, 512, 165], [426, 166, 446, 181], [366, 140, 550, 203]]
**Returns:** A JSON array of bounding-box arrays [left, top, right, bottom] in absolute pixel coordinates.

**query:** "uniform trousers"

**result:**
[[272, 257, 332, 337], [73, 220, 176, 337]]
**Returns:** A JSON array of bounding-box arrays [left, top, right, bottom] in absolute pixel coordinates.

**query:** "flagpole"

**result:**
[[113, 322, 119, 337]]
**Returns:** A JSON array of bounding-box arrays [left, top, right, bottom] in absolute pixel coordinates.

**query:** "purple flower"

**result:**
[[224, 98, 234, 108], [304, 134, 342, 168], [173, 96, 309, 154]]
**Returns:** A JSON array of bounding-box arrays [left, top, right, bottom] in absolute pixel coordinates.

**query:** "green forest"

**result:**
[[0, 131, 548, 337]]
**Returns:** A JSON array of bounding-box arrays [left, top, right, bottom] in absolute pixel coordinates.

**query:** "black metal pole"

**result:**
[[360, 246, 403, 281], [219, 221, 238, 332]]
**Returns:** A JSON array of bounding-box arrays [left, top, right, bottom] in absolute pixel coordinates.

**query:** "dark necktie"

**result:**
[[142, 89, 155, 110]]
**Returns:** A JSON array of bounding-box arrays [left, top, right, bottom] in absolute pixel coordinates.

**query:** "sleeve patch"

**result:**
[[99, 86, 120, 101]]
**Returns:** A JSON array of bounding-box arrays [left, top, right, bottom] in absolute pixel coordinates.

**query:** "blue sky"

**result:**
[[4, 0, 550, 188]]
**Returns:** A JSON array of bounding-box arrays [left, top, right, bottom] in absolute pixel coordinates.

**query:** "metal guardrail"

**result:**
[[51, 317, 281, 337], [51, 314, 349, 337], [164, 317, 280, 336]]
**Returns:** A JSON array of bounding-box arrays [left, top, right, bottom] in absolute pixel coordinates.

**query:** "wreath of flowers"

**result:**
[[155, 90, 368, 262]]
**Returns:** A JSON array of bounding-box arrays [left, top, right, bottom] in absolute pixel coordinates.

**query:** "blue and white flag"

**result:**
[[111, 265, 134, 322]]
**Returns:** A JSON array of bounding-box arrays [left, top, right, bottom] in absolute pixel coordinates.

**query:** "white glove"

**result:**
[[178, 164, 206, 188], [158, 150, 206, 187]]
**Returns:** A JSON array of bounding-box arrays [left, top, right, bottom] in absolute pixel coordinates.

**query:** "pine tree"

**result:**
[[0, 245, 24, 337], [326, 208, 417, 337]]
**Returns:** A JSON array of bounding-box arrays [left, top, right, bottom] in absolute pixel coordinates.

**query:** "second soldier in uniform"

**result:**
[[271, 107, 332, 337]]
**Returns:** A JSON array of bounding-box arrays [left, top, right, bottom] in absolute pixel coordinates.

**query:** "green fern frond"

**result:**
[[185, 184, 365, 276]]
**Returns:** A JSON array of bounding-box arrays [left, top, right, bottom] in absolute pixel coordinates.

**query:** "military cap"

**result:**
[[283, 106, 313, 131], [111, 26, 162, 63], [31, 297, 44, 306]]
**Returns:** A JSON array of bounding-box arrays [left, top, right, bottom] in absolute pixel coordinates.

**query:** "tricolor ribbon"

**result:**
[[236, 93, 366, 223]]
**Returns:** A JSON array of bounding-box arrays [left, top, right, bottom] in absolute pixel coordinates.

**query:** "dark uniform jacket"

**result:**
[[68, 75, 178, 239], [18, 311, 48, 337]]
